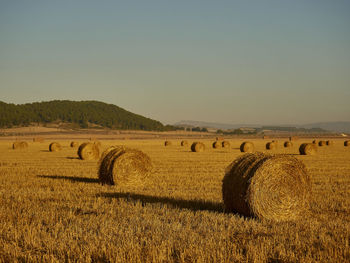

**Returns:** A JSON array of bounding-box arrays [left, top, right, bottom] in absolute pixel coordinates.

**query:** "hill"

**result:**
[[0, 100, 166, 131]]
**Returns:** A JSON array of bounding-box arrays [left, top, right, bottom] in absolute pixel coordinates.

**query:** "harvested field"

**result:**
[[0, 138, 349, 262]]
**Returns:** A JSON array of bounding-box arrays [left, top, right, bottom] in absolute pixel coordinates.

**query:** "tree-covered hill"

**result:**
[[0, 100, 167, 130]]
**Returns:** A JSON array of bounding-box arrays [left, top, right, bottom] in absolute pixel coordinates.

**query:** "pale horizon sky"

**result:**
[[1, 1, 350, 125]]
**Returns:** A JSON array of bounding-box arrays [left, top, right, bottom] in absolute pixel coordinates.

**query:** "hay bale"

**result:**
[[33, 137, 44, 143], [212, 141, 222, 149], [164, 141, 172, 146], [191, 142, 205, 152], [284, 141, 293, 148], [240, 142, 254, 153], [98, 146, 152, 185], [299, 143, 317, 155], [289, 136, 298, 141], [312, 140, 318, 144], [262, 135, 269, 139], [49, 142, 61, 152], [318, 141, 327, 147], [222, 152, 311, 221], [216, 137, 224, 141], [326, 140, 334, 146], [12, 141, 28, 150], [222, 141, 231, 148], [181, 140, 189, 146], [70, 141, 78, 147], [77, 142, 100, 160], [93, 141, 102, 148], [266, 142, 276, 150], [344, 141, 350, 147]]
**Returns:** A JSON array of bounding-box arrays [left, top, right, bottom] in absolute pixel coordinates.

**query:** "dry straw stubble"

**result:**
[[222, 152, 311, 222], [98, 146, 152, 186], [299, 143, 317, 155], [240, 142, 254, 153], [49, 142, 61, 152], [77, 142, 100, 160], [191, 142, 205, 152]]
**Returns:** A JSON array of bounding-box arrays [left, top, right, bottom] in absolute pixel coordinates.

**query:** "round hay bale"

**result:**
[[70, 141, 79, 147], [289, 136, 298, 141], [33, 137, 44, 143], [216, 137, 224, 141], [93, 141, 102, 148], [240, 142, 254, 153], [318, 141, 326, 147], [12, 141, 28, 150], [98, 146, 152, 185], [222, 141, 231, 148], [266, 142, 276, 150], [299, 143, 317, 155], [344, 141, 350, 147], [191, 142, 205, 152], [312, 140, 318, 145], [164, 141, 172, 146], [77, 142, 100, 160], [49, 142, 61, 152], [284, 141, 293, 148], [326, 140, 334, 146], [222, 152, 311, 221], [262, 135, 269, 139], [212, 141, 222, 149], [181, 140, 189, 146]]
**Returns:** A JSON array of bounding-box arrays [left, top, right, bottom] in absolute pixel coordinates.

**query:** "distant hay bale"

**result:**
[[216, 137, 224, 141], [266, 142, 277, 150], [70, 141, 78, 147], [240, 142, 254, 153], [345, 141, 350, 147], [181, 140, 189, 146], [326, 140, 334, 146], [98, 146, 152, 185], [289, 136, 298, 141], [318, 141, 326, 147], [164, 141, 172, 146], [222, 152, 311, 221], [222, 141, 231, 148], [191, 142, 205, 152], [77, 142, 100, 160], [12, 141, 28, 150], [33, 137, 44, 143], [212, 141, 222, 149], [312, 140, 318, 144], [284, 141, 293, 148], [299, 143, 317, 155], [262, 135, 269, 139], [49, 142, 61, 152]]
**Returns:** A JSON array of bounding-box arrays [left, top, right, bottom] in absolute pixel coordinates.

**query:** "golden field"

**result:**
[[0, 138, 349, 262]]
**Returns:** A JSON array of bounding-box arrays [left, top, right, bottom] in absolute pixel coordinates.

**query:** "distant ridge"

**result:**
[[175, 120, 350, 133], [0, 100, 166, 131]]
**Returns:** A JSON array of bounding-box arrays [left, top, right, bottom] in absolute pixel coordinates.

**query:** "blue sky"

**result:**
[[1, 0, 349, 125]]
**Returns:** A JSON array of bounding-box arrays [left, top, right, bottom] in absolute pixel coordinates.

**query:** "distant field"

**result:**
[[0, 139, 349, 262]]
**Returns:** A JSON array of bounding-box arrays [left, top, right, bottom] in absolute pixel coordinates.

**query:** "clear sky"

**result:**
[[1, 0, 349, 125]]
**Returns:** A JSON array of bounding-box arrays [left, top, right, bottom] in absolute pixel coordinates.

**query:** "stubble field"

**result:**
[[0, 138, 349, 262]]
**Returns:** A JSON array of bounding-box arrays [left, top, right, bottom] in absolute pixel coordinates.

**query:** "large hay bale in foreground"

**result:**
[[98, 146, 152, 185], [222, 152, 311, 221], [299, 143, 317, 155], [326, 140, 334, 146], [284, 141, 293, 148], [164, 141, 172, 146], [70, 141, 78, 147], [12, 141, 28, 150], [49, 142, 61, 152], [78, 142, 100, 160], [345, 141, 350, 147], [191, 142, 205, 152], [318, 141, 327, 147], [240, 142, 254, 153], [222, 141, 231, 148], [266, 142, 276, 150], [181, 140, 189, 146], [212, 141, 222, 149]]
